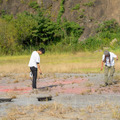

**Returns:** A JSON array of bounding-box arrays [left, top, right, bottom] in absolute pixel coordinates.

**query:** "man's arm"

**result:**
[[37, 63, 42, 74], [101, 61, 104, 71], [101, 55, 104, 71], [112, 53, 118, 60]]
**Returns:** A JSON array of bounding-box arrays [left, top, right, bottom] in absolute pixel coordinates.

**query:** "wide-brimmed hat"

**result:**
[[104, 50, 109, 56]]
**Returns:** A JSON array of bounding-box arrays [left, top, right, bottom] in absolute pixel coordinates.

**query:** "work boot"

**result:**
[[108, 82, 113, 86], [100, 82, 108, 87], [113, 81, 117, 84], [105, 82, 108, 86]]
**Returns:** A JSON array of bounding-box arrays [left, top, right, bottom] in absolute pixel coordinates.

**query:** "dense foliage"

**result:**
[[0, 18, 20, 54], [0, 9, 84, 55], [0, 0, 120, 55], [81, 19, 120, 51]]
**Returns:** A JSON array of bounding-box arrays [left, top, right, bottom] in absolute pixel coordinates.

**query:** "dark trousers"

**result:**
[[30, 67, 37, 89]]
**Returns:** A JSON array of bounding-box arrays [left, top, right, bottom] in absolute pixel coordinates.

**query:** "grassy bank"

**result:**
[[0, 51, 120, 75]]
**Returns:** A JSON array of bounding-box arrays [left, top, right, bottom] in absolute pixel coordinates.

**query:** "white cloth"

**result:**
[[28, 51, 40, 68], [102, 52, 117, 66]]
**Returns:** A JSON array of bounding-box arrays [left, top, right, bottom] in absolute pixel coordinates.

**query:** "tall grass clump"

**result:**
[[72, 4, 80, 10], [28, 1, 40, 10], [83, 0, 95, 7]]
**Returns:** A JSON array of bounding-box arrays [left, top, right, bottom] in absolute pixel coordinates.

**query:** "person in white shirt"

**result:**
[[101, 50, 118, 86], [28, 48, 45, 89]]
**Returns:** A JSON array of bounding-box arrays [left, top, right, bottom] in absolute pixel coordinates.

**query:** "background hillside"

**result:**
[[0, 0, 120, 54]]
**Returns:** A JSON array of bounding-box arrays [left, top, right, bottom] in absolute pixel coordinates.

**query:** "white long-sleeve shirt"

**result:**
[[28, 51, 40, 68], [102, 52, 117, 66]]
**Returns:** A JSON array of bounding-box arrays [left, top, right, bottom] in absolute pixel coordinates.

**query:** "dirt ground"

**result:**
[[0, 73, 120, 120]]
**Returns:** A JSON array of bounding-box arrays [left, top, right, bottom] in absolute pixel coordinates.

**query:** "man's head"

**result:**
[[104, 50, 110, 57], [38, 48, 45, 55]]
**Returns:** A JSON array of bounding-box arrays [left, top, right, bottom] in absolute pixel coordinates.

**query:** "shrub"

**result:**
[[96, 19, 119, 33], [0, 8, 85, 54], [72, 4, 80, 10], [83, 1, 95, 7], [0, 0, 2, 4], [1, 14, 13, 21], [62, 19, 84, 38], [80, 19, 120, 51], [0, 19, 19, 55], [28, 1, 40, 10], [0, 10, 6, 16], [13, 12, 38, 46], [57, 0, 65, 24], [31, 12, 62, 45]]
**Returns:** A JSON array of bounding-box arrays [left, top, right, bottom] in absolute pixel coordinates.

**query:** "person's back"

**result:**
[[28, 51, 40, 68]]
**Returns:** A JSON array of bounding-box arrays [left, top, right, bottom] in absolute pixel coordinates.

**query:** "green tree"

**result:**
[[32, 12, 62, 45], [62, 19, 84, 38], [13, 12, 37, 46], [0, 18, 18, 54]]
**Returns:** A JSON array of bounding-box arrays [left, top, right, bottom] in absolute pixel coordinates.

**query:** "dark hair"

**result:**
[[39, 48, 45, 54], [104, 53, 110, 63]]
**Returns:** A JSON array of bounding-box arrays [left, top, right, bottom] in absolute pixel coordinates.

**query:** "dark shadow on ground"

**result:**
[[38, 85, 59, 91]]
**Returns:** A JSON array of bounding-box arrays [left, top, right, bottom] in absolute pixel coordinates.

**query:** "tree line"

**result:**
[[0, 8, 120, 55]]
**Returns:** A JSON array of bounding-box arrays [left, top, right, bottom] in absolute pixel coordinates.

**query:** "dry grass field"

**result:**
[[0, 51, 120, 120], [0, 51, 120, 75], [1, 101, 120, 120]]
